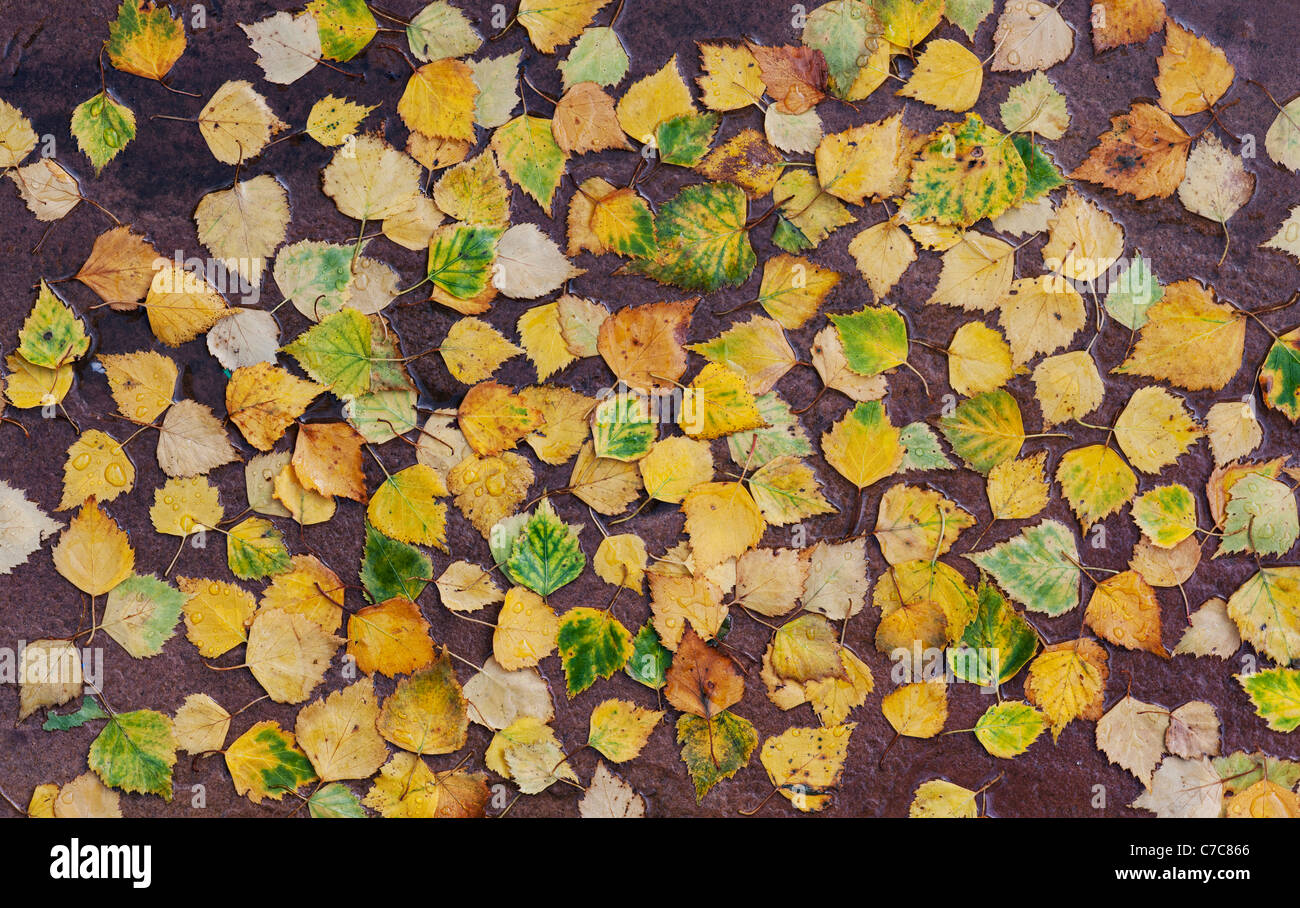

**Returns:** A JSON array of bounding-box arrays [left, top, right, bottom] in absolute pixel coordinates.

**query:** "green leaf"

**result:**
[[592, 393, 657, 462], [71, 90, 135, 173], [944, 0, 994, 39], [902, 114, 1027, 228], [405, 1, 481, 62], [225, 719, 319, 803], [1104, 253, 1163, 330], [726, 392, 812, 469], [625, 622, 671, 690], [284, 308, 373, 400], [426, 224, 503, 300], [360, 522, 431, 603], [556, 607, 633, 697], [273, 240, 355, 319], [308, 782, 368, 817], [489, 513, 531, 585], [43, 696, 108, 732], [676, 710, 757, 802], [227, 516, 292, 581], [802, 0, 881, 97], [1132, 484, 1198, 549], [101, 573, 185, 658], [974, 701, 1046, 758], [968, 519, 1080, 617], [829, 305, 908, 378], [345, 388, 418, 444], [1225, 567, 1300, 665], [630, 182, 755, 292], [1260, 327, 1300, 421], [1214, 751, 1300, 794], [89, 708, 177, 801], [899, 422, 955, 471], [948, 580, 1038, 685], [1011, 135, 1067, 202], [558, 27, 628, 90], [307, 0, 377, 62], [939, 389, 1024, 474], [1238, 667, 1300, 732], [655, 112, 719, 167], [491, 115, 567, 214], [507, 499, 585, 597], [18, 281, 88, 368]]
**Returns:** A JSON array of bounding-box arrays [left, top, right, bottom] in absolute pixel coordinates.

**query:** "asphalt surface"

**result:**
[[0, 0, 1297, 817]]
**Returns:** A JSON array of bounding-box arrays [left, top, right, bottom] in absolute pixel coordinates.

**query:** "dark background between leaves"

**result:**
[[0, 0, 1296, 817]]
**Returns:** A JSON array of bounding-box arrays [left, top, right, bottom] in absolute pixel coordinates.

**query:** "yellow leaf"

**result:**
[[194, 174, 291, 290], [259, 554, 345, 634], [568, 441, 643, 515], [517, 302, 577, 381], [150, 476, 223, 537], [51, 499, 133, 596], [847, 217, 916, 299], [367, 464, 449, 549], [810, 327, 887, 403], [1085, 570, 1168, 656], [1042, 189, 1124, 283], [305, 94, 376, 146], [697, 42, 764, 111], [179, 577, 255, 657], [874, 484, 974, 565], [1114, 385, 1203, 474], [145, 262, 228, 347], [882, 681, 948, 737], [639, 436, 714, 504], [245, 608, 342, 703], [759, 723, 855, 811], [947, 321, 1017, 397], [347, 597, 435, 677], [1025, 639, 1109, 740], [197, 80, 287, 165], [987, 452, 1050, 521], [998, 276, 1086, 365], [897, 39, 983, 112], [519, 0, 611, 53], [822, 401, 901, 489], [927, 233, 1015, 312], [682, 481, 766, 569], [377, 651, 468, 754], [107, 0, 186, 81], [520, 386, 593, 465], [457, 381, 544, 456], [1155, 20, 1234, 116], [323, 134, 423, 222], [59, 430, 135, 511], [3, 354, 72, 409], [1032, 350, 1104, 427], [99, 350, 176, 423], [398, 59, 478, 142], [616, 55, 695, 143], [364, 752, 488, 817], [588, 698, 663, 762], [440, 318, 521, 385], [1056, 443, 1138, 530], [493, 586, 559, 670], [448, 451, 534, 537], [910, 778, 980, 818], [1114, 279, 1244, 391], [815, 112, 914, 205], [991, 0, 1074, 72], [594, 534, 647, 593], [679, 363, 766, 440], [648, 573, 727, 649], [436, 561, 505, 614], [756, 254, 840, 330], [225, 362, 324, 452], [172, 693, 230, 754], [295, 677, 387, 781]]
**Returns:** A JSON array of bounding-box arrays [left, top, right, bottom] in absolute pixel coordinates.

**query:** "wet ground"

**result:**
[[0, 0, 1297, 816]]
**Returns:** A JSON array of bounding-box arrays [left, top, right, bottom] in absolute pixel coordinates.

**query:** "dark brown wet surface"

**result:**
[[0, 0, 1297, 817]]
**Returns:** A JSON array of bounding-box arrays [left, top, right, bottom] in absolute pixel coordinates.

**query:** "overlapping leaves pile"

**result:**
[[4, 0, 1300, 819]]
